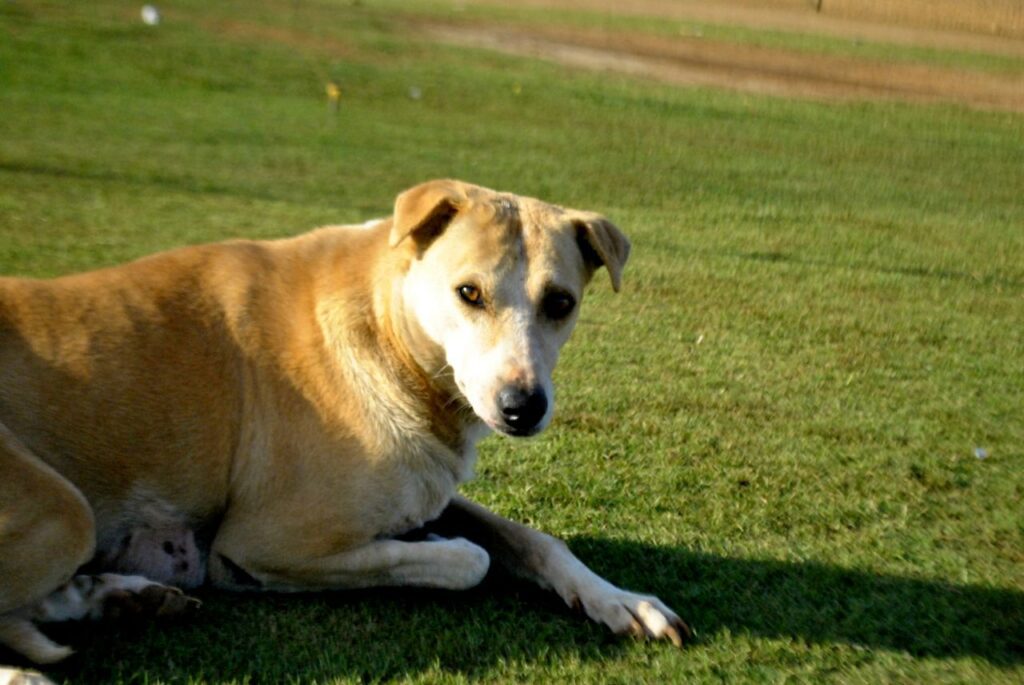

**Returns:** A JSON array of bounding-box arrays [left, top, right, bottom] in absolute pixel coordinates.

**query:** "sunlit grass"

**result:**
[[1, 1, 1022, 682]]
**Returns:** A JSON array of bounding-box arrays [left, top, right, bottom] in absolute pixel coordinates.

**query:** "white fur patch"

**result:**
[[456, 422, 492, 482], [544, 543, 685, 642], [0, 666, 58, 685]]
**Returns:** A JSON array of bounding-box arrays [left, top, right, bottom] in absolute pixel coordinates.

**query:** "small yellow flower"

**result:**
[[326, 82, 342, 102]]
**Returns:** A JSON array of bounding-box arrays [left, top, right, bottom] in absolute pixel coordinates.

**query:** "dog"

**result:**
[[0, 180, 689, 665]]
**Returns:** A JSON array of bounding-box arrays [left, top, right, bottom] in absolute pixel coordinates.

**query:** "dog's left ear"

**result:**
[[389, 180, 466, 248], [572, 212, 631, 292]]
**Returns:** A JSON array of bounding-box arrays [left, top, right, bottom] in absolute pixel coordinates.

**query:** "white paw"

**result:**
[[0, 666, 59, 684], [572, 587, 691, 646], [428, 535, 491, 589], [93, 574, 202, 619]]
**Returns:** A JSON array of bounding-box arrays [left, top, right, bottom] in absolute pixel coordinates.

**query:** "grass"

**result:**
[[1, 0, 1023, 682]]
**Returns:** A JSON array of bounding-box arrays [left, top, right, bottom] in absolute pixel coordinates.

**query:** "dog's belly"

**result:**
[[96, 521, 206, 588], [92, 497, 209, 589]]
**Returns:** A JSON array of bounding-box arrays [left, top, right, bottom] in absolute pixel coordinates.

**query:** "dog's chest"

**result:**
[[372, 463, 454, 538], [373, 440, 477, 538], [375, 478, 451, 538]]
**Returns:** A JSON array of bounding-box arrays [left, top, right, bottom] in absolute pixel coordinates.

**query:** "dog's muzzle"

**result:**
[[497, 385, 548, 436]]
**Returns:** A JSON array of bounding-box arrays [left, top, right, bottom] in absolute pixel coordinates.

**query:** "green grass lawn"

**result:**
[[2, 0, 1022, 682]]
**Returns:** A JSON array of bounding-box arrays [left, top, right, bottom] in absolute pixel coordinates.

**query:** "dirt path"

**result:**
[[428, 9, 1024, 112], [192, 0, 1024, 112], [473, 0, 1024, 55]]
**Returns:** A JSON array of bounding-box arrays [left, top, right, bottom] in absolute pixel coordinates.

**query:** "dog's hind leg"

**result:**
[[0, 573, 201, 664], [2, 574, 203, 665], [0, 421, 95, 663]]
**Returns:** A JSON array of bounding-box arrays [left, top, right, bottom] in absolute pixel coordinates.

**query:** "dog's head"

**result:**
[[389, 179, 629, 437]]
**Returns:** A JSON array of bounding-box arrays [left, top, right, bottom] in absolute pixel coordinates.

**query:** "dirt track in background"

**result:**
[[473, 0, 1024, 50], [431, 1, 1024, 112]]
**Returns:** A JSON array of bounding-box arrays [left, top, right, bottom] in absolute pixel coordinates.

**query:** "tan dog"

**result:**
[[0, 180, 688, 664]]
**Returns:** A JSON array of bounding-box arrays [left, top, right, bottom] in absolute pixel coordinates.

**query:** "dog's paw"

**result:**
[[423, 534, 491, 589], [0, 617, 75, 666], [569, 588, 691, 647], [0, 666, 60, 684], [99, 576, 201, 621]]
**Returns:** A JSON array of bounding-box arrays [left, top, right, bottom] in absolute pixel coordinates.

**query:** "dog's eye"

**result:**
[[542, 291, 576, 321], [457, 284, 484, 308]]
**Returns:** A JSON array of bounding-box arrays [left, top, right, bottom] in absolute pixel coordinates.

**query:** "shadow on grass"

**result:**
[[19, 539, 1023, 683], [574, 538, 1024, 666], [731, 248, 1023, 288], [644, 235, 1024, 289]]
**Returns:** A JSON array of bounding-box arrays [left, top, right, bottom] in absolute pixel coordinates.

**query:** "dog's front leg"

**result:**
[[429, 496, 691, 646], [210, 536, 491, 593]]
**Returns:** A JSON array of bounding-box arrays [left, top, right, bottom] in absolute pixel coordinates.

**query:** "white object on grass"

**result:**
[[141, 5, 160, 26]]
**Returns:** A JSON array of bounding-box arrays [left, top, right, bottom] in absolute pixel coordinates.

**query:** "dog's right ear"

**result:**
[[389, 180, 466, 248]]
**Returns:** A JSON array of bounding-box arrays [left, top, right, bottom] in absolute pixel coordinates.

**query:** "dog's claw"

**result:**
[[664, 619, 692, 648], [676, 617, 694, 643], [578, 591, 689, 648]]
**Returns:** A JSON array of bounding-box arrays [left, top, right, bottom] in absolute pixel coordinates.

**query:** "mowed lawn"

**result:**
[[1, 0, 1023, 682]]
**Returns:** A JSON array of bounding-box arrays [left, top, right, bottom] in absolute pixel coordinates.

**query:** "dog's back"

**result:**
[[0, 224, 392, 555], [0, 248, 243, 516]]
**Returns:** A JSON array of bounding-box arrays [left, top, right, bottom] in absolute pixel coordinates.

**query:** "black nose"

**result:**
[[498, 386, 548, 434]]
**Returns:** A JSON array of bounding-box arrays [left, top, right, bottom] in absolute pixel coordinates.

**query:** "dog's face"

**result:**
[[390, 180, 630, 437]]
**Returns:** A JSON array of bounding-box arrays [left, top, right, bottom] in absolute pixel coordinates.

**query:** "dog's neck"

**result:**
[[371, 253, 478, 450], [303, 225, 486, 481]]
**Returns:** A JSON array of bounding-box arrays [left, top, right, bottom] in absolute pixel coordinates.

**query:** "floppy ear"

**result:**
[[389, 179, 466, 248], [572, 212, 631, 292]]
